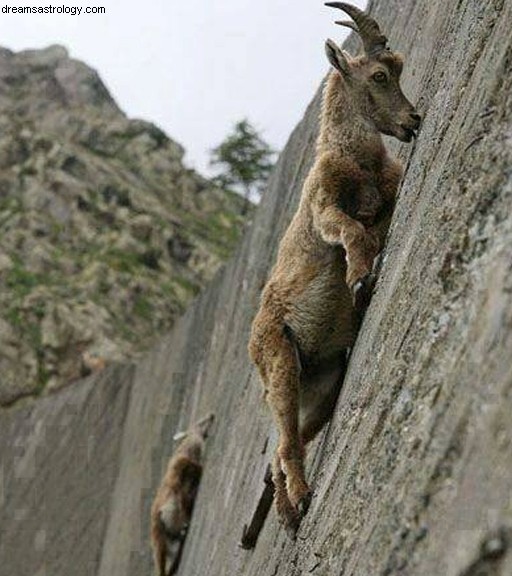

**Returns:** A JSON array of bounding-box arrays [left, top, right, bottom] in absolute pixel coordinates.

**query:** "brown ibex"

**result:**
[[248, 3, 420, 536], [150, 414, 214, 575]]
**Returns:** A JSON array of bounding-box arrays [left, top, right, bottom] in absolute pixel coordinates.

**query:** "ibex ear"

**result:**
[[325, 39, 351, 76]]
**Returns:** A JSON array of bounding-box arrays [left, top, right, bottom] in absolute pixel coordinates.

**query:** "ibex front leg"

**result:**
[[311, 155, 380, 304], [354, 155, 402, 309]]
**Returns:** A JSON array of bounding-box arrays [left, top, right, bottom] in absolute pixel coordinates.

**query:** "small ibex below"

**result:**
[[150, 414, 214, 576], [249, 3, 420, 535]]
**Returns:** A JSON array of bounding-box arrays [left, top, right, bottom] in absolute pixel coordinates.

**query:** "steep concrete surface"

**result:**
[[1, 0, 512, 575], [0, 364, 135, 576]]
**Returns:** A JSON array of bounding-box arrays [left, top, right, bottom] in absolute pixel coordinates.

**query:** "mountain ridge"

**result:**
[[0, 44, 248, 405]]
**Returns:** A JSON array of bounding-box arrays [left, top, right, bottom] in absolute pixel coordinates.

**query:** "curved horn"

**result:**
[[195, 413, 215, 438], [325, 2, 388, 56], [335, 19, 359, 33]]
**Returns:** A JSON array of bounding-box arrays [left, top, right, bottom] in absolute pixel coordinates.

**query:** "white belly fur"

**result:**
[[285, 264, 358, 362]]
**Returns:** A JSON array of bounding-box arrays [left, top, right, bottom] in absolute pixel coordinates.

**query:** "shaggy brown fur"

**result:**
[[150, 415, 214, 576], [249, 4, 420, 536]]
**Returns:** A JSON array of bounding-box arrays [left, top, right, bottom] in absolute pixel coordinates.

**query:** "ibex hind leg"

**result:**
[[250, 316, 312, 520], [272, 451, 301, 537], [152, 534, 168, 576]]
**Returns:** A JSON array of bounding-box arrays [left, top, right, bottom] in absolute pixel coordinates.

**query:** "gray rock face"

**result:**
[[0, 46, 248, 405], [1, 0, 512, 575]]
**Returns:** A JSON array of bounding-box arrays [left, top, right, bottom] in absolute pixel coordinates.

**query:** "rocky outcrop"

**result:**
[[0, 46, 248, 404], [1, 0, 512, 575]]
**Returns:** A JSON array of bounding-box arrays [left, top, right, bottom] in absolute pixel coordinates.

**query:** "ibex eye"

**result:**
[[373, 72, 387, 83]]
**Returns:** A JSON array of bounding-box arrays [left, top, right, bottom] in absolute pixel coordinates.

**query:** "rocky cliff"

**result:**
[[1, 0, 511, 575], [0, 46, 247, 405]]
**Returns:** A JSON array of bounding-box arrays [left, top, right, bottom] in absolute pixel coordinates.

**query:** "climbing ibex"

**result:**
[[249, 3, 420, 535], [150, 414, 214, 576]]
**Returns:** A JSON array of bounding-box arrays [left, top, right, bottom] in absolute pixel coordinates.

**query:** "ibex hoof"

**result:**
[[281, 509, 302, 540], [285, 520, 300, 540], [296, 491, 312, 518], [278, 504, 301, 540], [352, 273, 375, 312]]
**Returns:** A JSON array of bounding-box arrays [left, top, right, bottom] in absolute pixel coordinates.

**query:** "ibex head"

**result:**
[[324, 2, 421, 142], [173, 413, 215, 443]]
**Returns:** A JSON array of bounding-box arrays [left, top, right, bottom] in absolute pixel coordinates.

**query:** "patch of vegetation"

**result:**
[[182, 209, 242, 259], [0, 196, 19, 213], [5, 305, 23, 330], [97, 276, 111, 295], [102, 249, 141, 274], [101, 184, 132, 208], [35, 359, 51, 394], [160, 281, 179, 299], [4, 261, 51, 299], [110, 311, 138, 343], [209, 211, 241, 245], [0, 197, 23, 227], [133, 294, 153, 319], [172, 275, 200, 295], [139, 248, 161, 270], [5, 304, 49, 392]]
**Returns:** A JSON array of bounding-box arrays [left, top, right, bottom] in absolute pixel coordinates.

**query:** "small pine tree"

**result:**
[[210, 119, 276, 212]]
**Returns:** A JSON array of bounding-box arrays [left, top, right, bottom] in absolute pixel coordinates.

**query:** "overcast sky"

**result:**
[[0, 0, 366, 174]]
